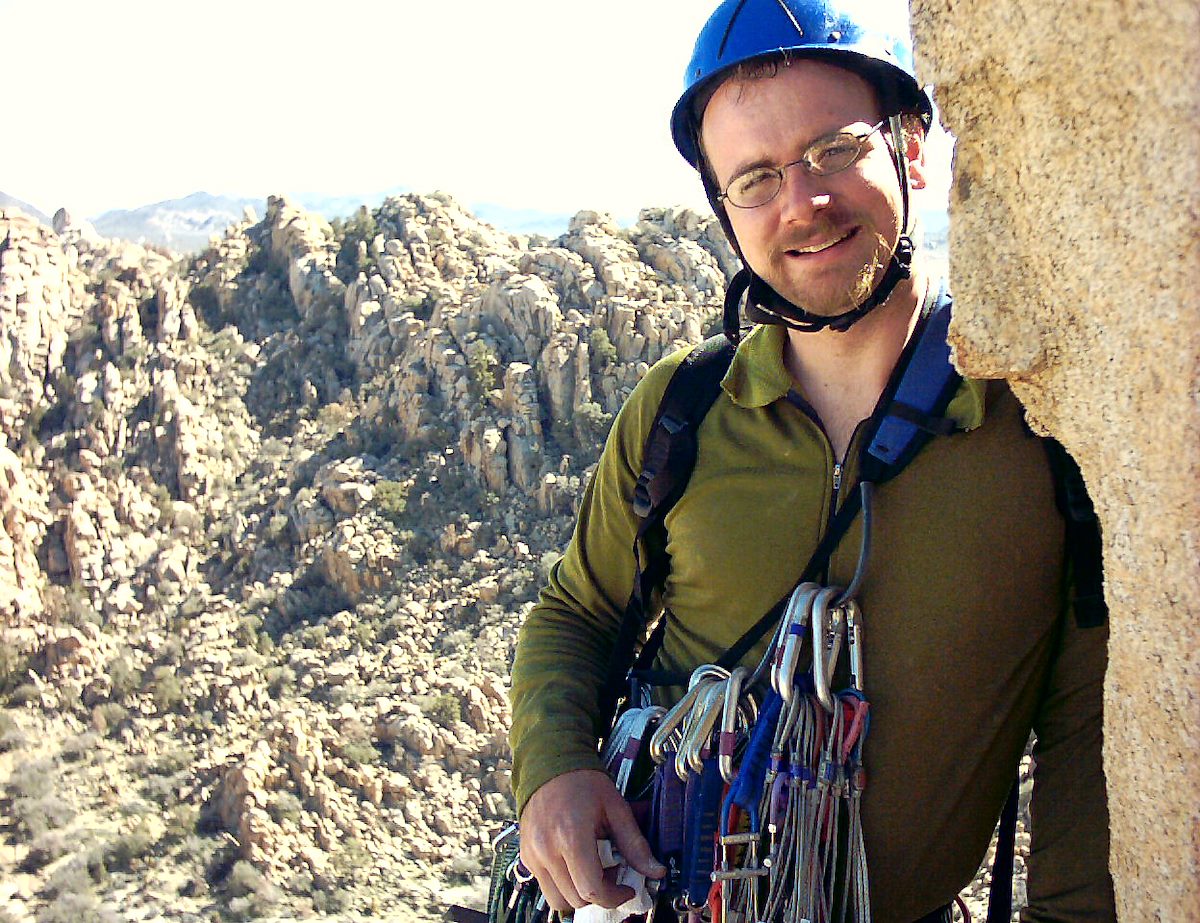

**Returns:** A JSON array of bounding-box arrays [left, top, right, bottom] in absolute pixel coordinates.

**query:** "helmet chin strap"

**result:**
[[712, 111, 916, 345]]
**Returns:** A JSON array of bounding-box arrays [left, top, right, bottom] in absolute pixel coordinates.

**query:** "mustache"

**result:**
[[769, 220, 855, 257]]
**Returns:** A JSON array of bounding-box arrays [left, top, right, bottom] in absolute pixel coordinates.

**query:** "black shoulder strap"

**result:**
[[1042, 439, 1108, 628], [597, 335, 737, 724]]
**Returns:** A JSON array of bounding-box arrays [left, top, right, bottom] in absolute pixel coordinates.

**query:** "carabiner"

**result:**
[[680, 680, 726, 778], [811, 586, 845, 713], [649, 664, 730, 763], [718, 667, 750, 782], [844, 600, 865, 692], [774, 582, 821, 703]]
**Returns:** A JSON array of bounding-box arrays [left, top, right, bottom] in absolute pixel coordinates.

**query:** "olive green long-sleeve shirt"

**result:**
[[509, 323, 1114, 922]]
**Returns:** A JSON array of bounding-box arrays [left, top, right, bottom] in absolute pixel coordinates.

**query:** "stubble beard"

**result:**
[[765, 226, 892, 317]]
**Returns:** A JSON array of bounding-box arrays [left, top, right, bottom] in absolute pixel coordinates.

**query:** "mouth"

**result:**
[[784, 228, 857, 257]]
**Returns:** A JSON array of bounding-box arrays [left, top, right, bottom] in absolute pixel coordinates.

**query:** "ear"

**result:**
[[904, 121, 928, 191]]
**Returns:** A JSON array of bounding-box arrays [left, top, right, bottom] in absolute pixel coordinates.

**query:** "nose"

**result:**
[[776, 163, 832, 223]]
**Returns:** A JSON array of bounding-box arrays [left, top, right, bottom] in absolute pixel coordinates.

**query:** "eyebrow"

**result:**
[[719, 121, 881, 187], [723, 154, 778, 185]]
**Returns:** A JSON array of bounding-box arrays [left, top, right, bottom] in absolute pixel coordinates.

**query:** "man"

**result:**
[[508, 1, 1114, 920]]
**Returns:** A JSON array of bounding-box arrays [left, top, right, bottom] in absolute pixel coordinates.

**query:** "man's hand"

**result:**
[[518, 769, 666, 914]]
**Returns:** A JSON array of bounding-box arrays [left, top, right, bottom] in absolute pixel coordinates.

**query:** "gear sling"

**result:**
[[478, 287, 1106, 923]]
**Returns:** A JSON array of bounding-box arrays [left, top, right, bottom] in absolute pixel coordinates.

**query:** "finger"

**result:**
[[604, 796, 667, 880], [532, 868, 573, 916], [521, 842, 580, 914], [562, 838, 635, 909], [548, 857, 589, 911]]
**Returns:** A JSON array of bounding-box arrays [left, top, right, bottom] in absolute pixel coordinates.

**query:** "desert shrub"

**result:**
[[9, 759, 74, 839], [102, 820, 159, 872], [36, 890, 118, 923], [312, 888, 354, 913], [150, 668, 184, 714], [332, 836, 371, 878], [225, 859, 281, 920], [94, 702, 129, 736], [339, 732, 378, 767], [265, 665, 296, 696], [350, 620, 376, 646], [23, 829, 70, 871], [267, 790, 303, 826], [466, 340, 499, 400], [589, 327, 619, 369], [0, 646, 28, 697], [8, 683, 41, 706], [0, 710, 19, 739], [266, 514, 291, 545], [575, 400, 613, 445], [332, 208, 380, 285], [107, 654, 142, 702], [152, 744, 191, 775], [12, 794, 75, 839], [158, 634, 184, 665], [44, 583, 98, 628], [300, 624, 328, 648], [164, 804, 199, 843], [60, 731, 99, 763], [374, 480, 409, 526], [235, 615, 263, 648], [422, 693, 461, 728]]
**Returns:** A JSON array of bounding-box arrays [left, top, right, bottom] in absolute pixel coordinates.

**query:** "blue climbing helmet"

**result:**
[[672, 0, 932, 168], [671, 0, 935, 339]]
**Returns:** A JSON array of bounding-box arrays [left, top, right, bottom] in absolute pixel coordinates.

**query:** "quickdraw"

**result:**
[[639, 568, 874, 923]]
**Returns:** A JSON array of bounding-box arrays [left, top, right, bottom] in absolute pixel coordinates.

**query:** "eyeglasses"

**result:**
[[717, 119, 888, 209]]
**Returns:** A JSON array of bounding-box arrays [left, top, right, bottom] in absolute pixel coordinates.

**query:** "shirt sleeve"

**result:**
[[1022, 602, 1116, 921], [507, 352, 685, 816]]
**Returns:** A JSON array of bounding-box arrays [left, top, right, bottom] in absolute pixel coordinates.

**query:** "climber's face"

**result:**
[[700, 58, 926, 315]]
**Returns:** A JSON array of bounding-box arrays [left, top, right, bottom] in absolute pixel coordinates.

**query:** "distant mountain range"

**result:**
[[1, 188, 578, 252], [0, 192, 52, 226], [2, 187, 946, 258]]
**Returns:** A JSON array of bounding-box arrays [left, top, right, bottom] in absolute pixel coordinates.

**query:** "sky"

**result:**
[[1, 0, 951, 222]]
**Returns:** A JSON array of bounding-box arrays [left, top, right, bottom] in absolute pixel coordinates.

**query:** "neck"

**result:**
[[783, 269, 927, 459]]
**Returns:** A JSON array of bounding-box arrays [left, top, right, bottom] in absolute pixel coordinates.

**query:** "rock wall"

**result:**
[[910, 1, 1200, 917]]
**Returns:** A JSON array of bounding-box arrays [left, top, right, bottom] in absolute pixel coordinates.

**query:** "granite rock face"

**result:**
[[911, 0, 1200, 916]]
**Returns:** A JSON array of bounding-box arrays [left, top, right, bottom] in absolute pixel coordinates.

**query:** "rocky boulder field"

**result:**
[[0, 196, 1022, 921]]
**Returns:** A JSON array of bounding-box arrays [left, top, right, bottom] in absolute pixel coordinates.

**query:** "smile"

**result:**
[[786, 229, 855, 255]]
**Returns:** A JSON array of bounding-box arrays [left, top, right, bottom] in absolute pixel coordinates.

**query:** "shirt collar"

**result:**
[[720, 323, 988, 431]]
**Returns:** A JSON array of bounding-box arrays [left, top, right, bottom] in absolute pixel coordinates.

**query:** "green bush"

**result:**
[[267, 791, 303, 826], [466, 340, 499, 400], [94, 702, 129, 737], [108, 655, 141, 702], [423, 693, 461, 728], [265, 665, 296, 696], [60, 732, 99, 763], [0, 645, 27, 697], [150, 668, 184, 714], [589, 327, 619, 369], [374, 480, 409, 526], [102, 820, 159, 872], [9, 683, 41, 706]]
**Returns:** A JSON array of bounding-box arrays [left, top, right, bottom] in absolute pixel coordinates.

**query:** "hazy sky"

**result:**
[[3, 0, 950, 221]]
